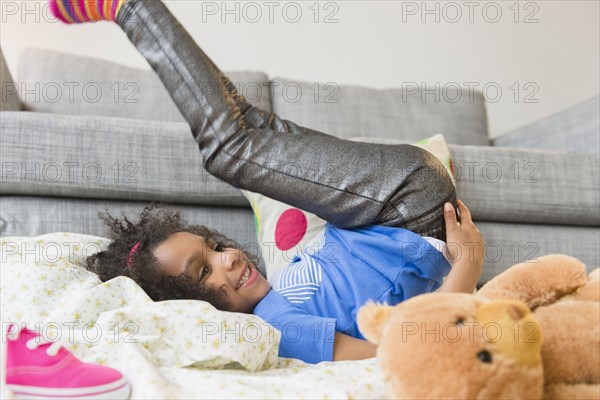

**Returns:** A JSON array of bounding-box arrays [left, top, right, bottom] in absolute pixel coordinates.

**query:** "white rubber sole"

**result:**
[[7, 377, 131, 400]]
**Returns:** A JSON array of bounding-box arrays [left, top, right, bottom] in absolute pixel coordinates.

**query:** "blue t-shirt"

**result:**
[[252, 222, 451, 364]]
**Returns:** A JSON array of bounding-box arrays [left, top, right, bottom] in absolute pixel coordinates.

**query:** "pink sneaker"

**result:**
[[4, 324, 131, 399]]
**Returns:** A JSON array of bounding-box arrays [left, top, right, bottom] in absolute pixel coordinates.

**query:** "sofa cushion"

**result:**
[[492, 96, 599, 154], [1, 48, 21, 111], [449, 144, 600, 227], [2, 197, 597, 286], [17, 48, 271, 121], [474, 221, 599, 284], [0, 111, 247, 206], [0, 196, 266, 275], [270, 77, 489, 146]]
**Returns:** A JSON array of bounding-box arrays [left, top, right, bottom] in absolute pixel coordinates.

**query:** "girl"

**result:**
[[52, 0, 484, 363]]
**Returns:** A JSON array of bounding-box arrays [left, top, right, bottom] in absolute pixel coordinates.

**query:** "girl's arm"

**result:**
[[438, 199, 484, 293], [333, 332, 376, 361]]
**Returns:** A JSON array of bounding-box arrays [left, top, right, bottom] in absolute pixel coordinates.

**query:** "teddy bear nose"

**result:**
[[507, 304, 527, 321]]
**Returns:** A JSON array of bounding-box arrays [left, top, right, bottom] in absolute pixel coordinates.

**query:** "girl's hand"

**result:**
[[443, 199, 484, 268], [438, 199, 484, 293]]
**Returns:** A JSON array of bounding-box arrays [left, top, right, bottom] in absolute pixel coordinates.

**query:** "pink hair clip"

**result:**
[[127, 242, 142, 267]]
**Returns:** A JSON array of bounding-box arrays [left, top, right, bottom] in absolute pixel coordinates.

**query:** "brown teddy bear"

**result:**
[[357, 254, 599, 399]]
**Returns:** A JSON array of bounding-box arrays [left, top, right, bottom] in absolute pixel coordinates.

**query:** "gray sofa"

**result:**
[[1, 47, 599, 283]]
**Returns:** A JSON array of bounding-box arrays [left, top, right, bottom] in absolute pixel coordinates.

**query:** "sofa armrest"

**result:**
[[0, 111, 249, 206], [491, 96, 599, 154], [449, 144, 599, 227]]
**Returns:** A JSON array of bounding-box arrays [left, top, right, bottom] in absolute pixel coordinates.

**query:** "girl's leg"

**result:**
[[116, 0, 456, 241]]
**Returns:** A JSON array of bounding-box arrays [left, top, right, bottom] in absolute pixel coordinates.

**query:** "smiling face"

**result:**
[[152, 232, 270, 313]]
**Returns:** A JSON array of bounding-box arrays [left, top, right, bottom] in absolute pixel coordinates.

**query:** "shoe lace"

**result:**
[[6, 324, 65, 357], [3, 323, 69, 399]]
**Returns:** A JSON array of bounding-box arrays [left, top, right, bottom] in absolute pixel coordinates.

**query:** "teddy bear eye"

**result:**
[[455, 317, 465, 326], [477, 350, 492, 363]]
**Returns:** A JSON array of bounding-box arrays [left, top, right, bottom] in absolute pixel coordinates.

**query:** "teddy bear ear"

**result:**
[[357, 301, 394, 345]]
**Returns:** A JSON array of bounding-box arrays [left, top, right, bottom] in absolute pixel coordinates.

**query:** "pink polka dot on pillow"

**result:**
[[274, 209, 308, 250]]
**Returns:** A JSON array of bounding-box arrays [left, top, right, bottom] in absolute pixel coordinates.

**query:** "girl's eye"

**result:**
[[199, 265, 210, 280], [197, 242, 221, 283]]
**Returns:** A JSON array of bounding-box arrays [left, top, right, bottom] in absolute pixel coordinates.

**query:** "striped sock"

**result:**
[[49, 0, 128, 23]]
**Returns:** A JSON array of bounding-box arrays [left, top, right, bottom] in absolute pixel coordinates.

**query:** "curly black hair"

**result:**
[[80, 202, 261, 312]]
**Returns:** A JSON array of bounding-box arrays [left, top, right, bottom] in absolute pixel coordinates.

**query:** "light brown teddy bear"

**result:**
[[357, 254, 599, 399]]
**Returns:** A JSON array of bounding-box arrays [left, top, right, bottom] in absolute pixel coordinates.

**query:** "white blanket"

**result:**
[[0, 233, 386, 399]]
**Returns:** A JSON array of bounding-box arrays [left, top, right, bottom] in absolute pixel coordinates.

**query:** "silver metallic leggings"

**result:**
[[116, 0, 457, 242]]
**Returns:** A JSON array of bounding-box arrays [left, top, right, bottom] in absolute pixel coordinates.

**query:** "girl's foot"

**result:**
[[50, 0, 127, 23]]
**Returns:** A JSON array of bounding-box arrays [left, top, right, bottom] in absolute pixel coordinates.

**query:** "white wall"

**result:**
[[1, 0, 598, 138]]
